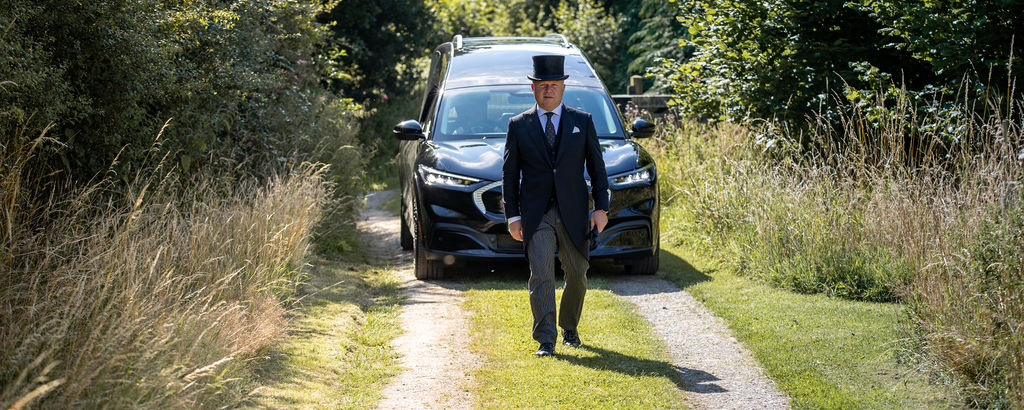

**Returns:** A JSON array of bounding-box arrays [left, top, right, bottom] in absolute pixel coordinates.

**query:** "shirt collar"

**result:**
[[536, 104, 563, 118]]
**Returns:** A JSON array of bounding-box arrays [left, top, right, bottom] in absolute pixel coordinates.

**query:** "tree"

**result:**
[[659, 0, 921, 124], [321, 0, 439, 100]]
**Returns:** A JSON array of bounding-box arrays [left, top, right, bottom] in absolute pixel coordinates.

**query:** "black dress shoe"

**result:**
[[562, 330, 582, 347], [535, 343, 555, 357]]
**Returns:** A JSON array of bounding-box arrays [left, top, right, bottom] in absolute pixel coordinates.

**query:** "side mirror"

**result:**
[[394, 120, 425, 140], [631, 118, 655, 138]]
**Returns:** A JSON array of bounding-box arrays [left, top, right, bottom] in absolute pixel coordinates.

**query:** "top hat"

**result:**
[[527, 55, 569, 81]]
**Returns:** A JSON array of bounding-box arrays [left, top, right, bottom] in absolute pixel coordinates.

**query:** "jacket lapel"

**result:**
[[525, 107, 555, 167], [554, 106, 575, 166]]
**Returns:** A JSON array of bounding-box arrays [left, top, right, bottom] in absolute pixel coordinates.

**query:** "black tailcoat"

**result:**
[[502, 105, 610, 255]]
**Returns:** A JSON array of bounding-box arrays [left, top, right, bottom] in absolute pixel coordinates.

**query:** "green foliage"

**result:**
[[656, 0, 1022, 131], [622, 0, 691, 93], [431, 0, 552, 38], [1, 0, 363, 187], [430, 0, 633, 90], [855, 0, 1024, 97], [554, 0, 622, 88], [321, 0, 438, 101], [657, 0, 912, 124]]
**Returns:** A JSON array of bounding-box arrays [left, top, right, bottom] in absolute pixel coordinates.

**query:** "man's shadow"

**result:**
[[556, 344, 728, 394]]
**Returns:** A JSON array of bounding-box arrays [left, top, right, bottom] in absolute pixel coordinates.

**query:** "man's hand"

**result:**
[[590, 210, 608, 233], [509, 220, 524, 241]]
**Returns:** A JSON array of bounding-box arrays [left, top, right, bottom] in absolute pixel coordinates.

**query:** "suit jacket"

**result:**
[[502, 105, 610, 255]]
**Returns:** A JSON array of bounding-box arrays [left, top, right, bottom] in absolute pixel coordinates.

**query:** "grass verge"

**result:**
[[463, 278, 687, 409], [245, 258, 403, 408], [659, 244, 955, 408]]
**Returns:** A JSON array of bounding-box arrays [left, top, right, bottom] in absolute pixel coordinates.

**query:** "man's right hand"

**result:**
[[509, 220, 524, 241]]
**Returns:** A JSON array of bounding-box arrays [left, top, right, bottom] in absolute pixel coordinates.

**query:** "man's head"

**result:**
[[528, 55, 569, 111], [532, 80, 565, 112]]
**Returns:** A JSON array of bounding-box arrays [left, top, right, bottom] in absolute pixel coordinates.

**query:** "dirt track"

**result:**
[[361, 190, 787, 409]]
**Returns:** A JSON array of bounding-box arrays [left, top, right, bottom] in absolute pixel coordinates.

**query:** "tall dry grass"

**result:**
[[641, 88, 1023, 405], [0, 130, 329, 408]]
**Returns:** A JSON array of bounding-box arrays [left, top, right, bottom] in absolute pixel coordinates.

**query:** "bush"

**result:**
[[655, 0, 1021, 135], [1, 0, 362, 185]]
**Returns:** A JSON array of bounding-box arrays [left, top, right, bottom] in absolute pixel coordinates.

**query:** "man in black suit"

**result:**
[[502, 55, 610, 357]]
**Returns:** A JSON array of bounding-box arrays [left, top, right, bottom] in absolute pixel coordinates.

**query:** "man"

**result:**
[[502, 55, 609, 357]]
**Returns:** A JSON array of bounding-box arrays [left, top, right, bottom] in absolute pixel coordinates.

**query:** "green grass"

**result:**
[[659, 244, 955, 409], [463, 278, 688, 409], [245, 258, 403, 408]]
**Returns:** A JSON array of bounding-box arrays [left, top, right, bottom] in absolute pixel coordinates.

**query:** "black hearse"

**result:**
[[394, 34, 659, 279]]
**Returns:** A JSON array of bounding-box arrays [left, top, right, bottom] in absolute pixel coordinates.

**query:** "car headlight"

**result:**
[[418, 165, 481, 190], [611, 164, 654, 188]]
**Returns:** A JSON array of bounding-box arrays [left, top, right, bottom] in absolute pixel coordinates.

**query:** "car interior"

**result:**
[[436, 88, 623, 140]]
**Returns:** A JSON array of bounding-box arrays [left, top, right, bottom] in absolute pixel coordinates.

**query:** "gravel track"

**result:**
[[361, 190, 787, 409], [359, 191, 478, 410], [611, 276, 789, 409]]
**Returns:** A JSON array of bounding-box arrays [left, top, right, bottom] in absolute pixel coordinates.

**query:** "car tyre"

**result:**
[[400, 202, 413, 250], [413, 208, 445, 280], [625, 247, 659, 275]]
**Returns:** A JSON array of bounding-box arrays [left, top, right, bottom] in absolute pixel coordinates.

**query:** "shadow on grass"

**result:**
[[658, 246, 713, 289], [558, 345, 728, 394]]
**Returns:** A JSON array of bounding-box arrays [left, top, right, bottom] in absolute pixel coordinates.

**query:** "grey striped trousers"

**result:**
[[527, 205, 589, 345]]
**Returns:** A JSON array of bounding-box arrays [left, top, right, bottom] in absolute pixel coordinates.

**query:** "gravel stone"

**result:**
[[611, 276, 790, 409]]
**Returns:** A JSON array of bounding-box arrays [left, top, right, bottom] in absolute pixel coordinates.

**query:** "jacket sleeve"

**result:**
[[502, 117, 521, 221], [584, 114, 610, 212]]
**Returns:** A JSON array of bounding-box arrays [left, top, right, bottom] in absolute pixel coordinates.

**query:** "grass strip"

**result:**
[[463, 278, 688, 409], [245, 258, 403, 408], [659, 244, 954, 409]]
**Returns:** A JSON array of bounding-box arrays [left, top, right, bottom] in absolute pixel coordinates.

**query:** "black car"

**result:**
[[394, 34, 659, 279]]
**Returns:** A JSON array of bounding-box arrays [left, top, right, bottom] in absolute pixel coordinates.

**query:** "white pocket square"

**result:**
[[572, 126, 580, 133]]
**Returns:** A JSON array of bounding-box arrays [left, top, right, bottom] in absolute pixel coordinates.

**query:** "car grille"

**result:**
[[472, 181, 504, 219]]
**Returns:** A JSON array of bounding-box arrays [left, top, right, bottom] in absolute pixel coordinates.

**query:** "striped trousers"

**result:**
[[527, 205, 589, 345]]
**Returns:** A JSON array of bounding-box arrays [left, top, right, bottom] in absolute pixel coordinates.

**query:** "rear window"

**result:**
[[432, 86, 624, 141]]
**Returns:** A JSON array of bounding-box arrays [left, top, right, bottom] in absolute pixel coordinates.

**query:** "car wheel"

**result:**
[[413, 208, 445, 280], [625, 247, 659, 275], [400, 202, 413, 250]]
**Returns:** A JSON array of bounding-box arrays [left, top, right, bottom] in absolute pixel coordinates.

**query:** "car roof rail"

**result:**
[[545, 33, 569, 47], [453, 34, 463, 49]]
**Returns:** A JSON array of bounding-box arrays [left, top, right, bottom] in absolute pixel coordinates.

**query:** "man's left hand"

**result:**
[[590, 210, 608, 233]]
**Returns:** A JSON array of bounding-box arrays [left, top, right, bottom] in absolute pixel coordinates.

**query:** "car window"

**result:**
[[432, 86, 624, 141]]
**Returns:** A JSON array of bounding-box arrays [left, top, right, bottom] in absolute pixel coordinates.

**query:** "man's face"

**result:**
[[532, 80, 565, 111]]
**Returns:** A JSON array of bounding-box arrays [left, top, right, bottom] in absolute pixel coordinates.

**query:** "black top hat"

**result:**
[[527, 55, 569, 81]]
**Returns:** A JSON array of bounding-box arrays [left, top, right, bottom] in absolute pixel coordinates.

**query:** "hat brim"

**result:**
[[527, 74, 570, 81]]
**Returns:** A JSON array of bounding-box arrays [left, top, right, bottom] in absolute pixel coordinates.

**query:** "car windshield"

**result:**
[[432, 86, 625, 141]]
